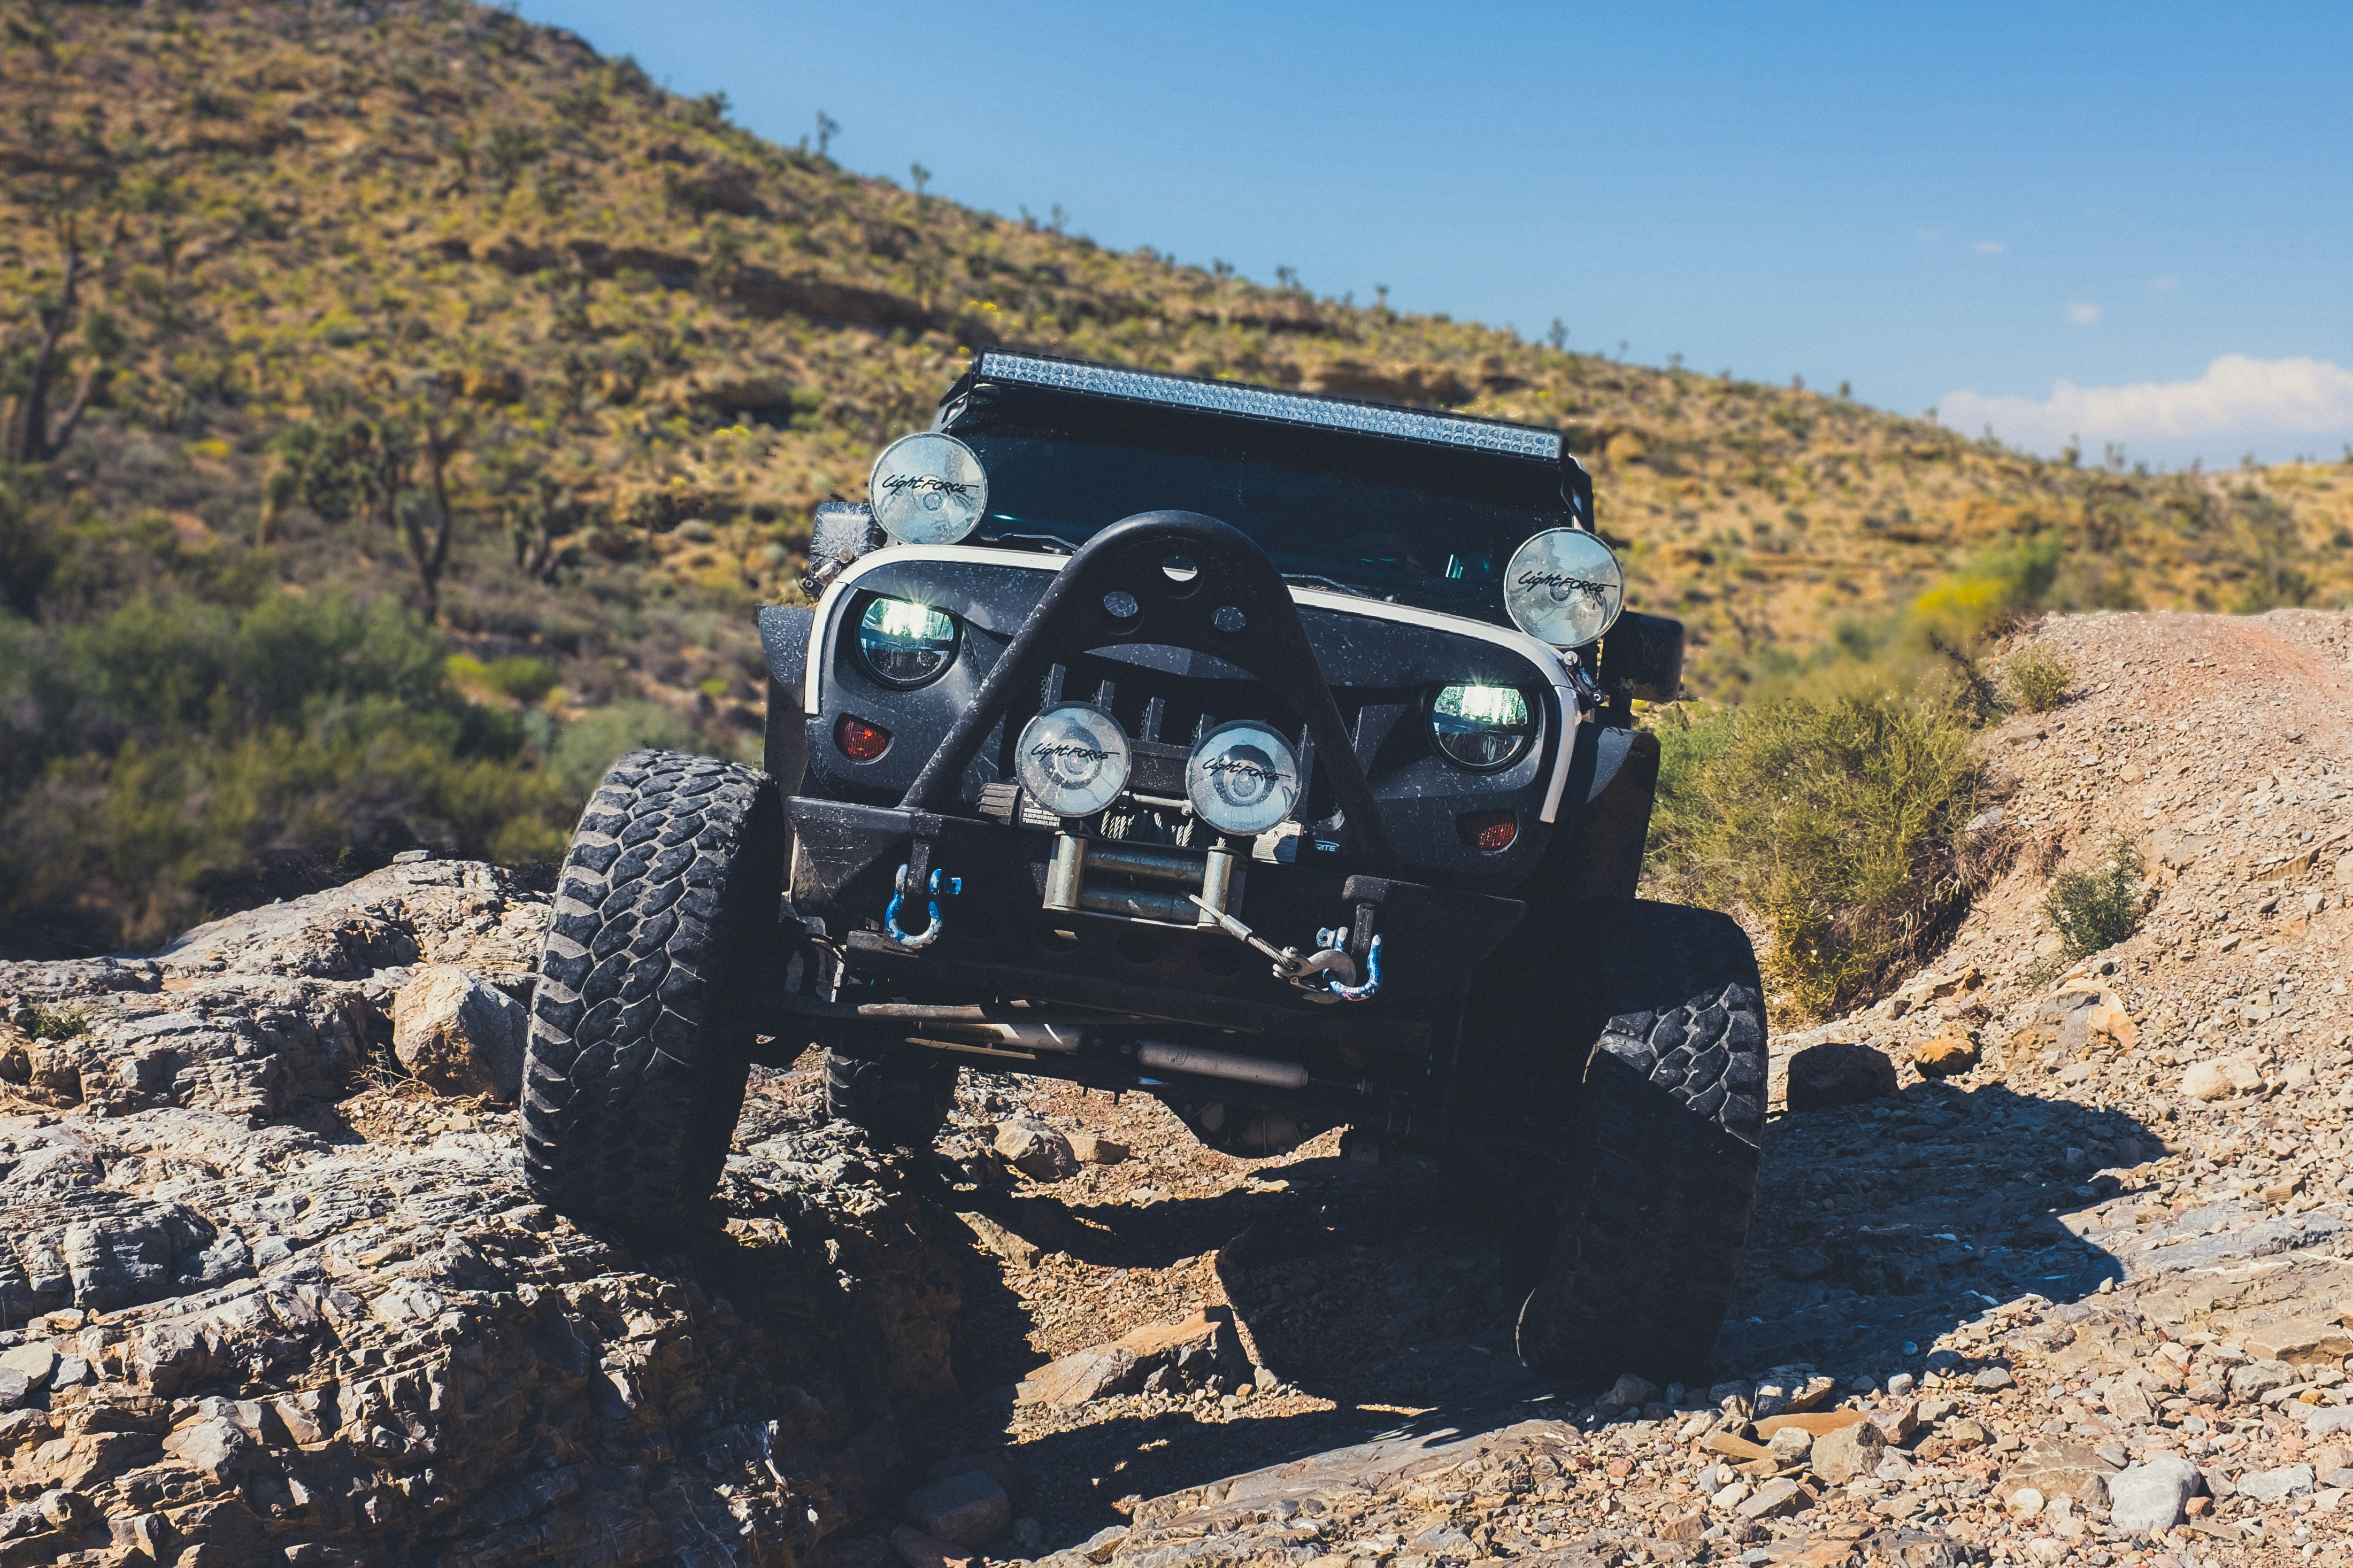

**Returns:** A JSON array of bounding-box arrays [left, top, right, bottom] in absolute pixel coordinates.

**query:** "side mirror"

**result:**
[[802, 501, 886, 596], [1597, 611, 1684, 705]]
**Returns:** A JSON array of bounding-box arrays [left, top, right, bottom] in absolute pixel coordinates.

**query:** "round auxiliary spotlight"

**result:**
[[1502, 527, 1626, 648], [1186, 720, 1302, 837], [868, 431, 989, 546], [1015, 703, 1132, 819]]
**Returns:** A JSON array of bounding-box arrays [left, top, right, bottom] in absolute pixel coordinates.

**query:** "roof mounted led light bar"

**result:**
[[974, 351, 1563, 463]]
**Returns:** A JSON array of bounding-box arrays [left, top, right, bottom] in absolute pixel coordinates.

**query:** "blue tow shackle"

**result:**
[[1326, 933, 1383, 1002], [884, 863, 960, 948]]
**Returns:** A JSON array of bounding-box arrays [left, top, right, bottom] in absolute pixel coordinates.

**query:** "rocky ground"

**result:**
[[0, 860, 963, 1566], [6, 609, 2352, 1568]]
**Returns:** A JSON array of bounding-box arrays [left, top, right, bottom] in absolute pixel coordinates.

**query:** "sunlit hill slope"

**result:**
[[4, 0, 2351, 948]]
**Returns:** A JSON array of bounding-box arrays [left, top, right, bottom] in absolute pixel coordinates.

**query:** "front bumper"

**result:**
[[783, 797, 1522, 1034]]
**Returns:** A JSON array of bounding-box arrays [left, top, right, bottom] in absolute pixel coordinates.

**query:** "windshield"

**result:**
[[942, 391, 1573, 618]]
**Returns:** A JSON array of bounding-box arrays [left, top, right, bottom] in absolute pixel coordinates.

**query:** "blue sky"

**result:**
[[514, 1, 2353, 468]]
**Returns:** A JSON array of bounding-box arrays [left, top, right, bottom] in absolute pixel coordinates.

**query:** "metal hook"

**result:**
[[1186, 895, 1374, 998], [1325, 934, 1383, 1001], [885, 863, 961, 948]]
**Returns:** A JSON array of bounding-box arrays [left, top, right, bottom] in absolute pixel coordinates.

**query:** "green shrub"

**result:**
[[21, 1005, 86, 1040], [483, 656, 560, 704], [447, 653, 560, 704], [1, 590, 576, 950], [549, 701, 701, 799], [1908, 531, 2064, 646], [2004, 647, 2073, 713], [1648, 691, 1991, 1016], [2046, 836, 2144, 959]]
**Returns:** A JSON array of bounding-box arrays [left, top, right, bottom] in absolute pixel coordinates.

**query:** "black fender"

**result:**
[[1486, 721, 1657, 940], [758, 606, 816, 872], [1434, 720, 1658, 1138], [1554, 723, 1658, 907], [1598, 611, 1685, 705]]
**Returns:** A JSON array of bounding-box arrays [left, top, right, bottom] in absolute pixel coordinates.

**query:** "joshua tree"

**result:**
[[398, 401, 468, 620], [277, 383, 472, 618], [814, 111, 840, 158], [6, 217, 121, 464]]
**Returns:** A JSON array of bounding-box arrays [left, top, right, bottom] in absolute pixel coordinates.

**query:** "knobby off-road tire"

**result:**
[[521, 749, 783, 1239], [824, 1050, 960, 1150], [1512, 900, 1767, 1385]]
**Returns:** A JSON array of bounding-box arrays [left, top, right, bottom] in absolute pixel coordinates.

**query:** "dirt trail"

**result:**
[[851, 609, 2353, 1568]]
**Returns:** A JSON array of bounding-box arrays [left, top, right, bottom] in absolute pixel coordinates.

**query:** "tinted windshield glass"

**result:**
[[944, 387, 1571, 616]]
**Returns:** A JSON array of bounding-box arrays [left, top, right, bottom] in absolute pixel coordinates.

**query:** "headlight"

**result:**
[[1429, 684, 1534, 771], [868, 431, 988, 545], [1503, 527, 1625, 648], [1187, 721, 1303, 836], [1016, 703, 1131, 818], [856, 597, 960, 689]]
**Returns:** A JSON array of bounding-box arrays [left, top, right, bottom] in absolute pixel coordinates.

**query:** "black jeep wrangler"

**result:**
[[520, 352, 1767, 1384]]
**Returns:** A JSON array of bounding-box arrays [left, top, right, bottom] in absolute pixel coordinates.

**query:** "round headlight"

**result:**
[[856, 597, 960, 689], [1187, 721, 1303, 837], [1429, 684, 1534, 771], [1503, 527, 1625, 648], [869, 431, 988, 546], [1016, 703, 1131, 818]]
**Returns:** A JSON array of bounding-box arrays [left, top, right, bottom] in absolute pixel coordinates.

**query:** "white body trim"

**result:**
[[806, 546, 1587, 824]]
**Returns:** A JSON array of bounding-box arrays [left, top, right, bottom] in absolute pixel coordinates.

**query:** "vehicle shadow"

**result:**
[[917, 1072, 2173, 1548], [983, 1391, 1573, 1549], [1715, 1075, 2165, 1373]]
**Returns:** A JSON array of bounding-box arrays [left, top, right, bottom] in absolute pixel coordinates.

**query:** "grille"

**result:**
[[993, 651, 1422, 828]]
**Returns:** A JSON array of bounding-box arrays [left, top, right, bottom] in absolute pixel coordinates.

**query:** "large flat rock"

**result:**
[[0, 860, 962, 1567]]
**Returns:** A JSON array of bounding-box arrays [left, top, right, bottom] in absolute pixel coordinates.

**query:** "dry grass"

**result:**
[[2004, 647, 2075, 713], [2046, 835, 2147, 960]]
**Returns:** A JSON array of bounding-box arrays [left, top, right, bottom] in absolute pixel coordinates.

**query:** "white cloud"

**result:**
[[2066, 303, 2102, 327], [1940, 354, 2353, 461], [2148, 275, 2179, 294], [1973, 240, 2004, 255]]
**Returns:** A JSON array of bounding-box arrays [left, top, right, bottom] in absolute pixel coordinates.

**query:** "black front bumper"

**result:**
[[783, 796, 1522, 1037]]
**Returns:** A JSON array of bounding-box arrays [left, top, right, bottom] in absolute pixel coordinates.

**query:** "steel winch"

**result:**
[[889, 829, 1384, 1001]]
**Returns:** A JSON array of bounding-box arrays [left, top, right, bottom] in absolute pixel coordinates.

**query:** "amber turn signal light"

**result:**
[[1458, 810, 1517, 853], [836, 714, 891, 762]]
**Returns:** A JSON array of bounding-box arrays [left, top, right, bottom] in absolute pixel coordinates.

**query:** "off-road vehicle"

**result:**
[[520, 352, 1766, 1383]]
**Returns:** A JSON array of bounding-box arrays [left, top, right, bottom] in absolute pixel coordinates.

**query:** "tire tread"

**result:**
[[520, 748, 779, 1237], [1514, 901, 1767, 1384]]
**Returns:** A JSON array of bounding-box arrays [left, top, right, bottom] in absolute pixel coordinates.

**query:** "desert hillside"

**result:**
[[5, 609, 2353, 1566], [8, 0, 2352, 651], [10, 0, 2353, 951]]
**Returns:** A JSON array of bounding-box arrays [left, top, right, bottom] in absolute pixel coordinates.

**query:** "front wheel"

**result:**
[[1472, 901, 1767, 1385], [520, 750, 782, 1238]]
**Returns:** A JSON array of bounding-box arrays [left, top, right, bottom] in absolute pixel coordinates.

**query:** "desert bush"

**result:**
[[1648, 691, 1994, 1016], [548, 700, 701, 799], [2004, 647, 2073, 713], [2046, 835, 2144, 959], [1906, 531, 2064, 648], [21, 1005, 85, 1040], [0, 590, 576, 949], [447, 653, 559, 704]]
